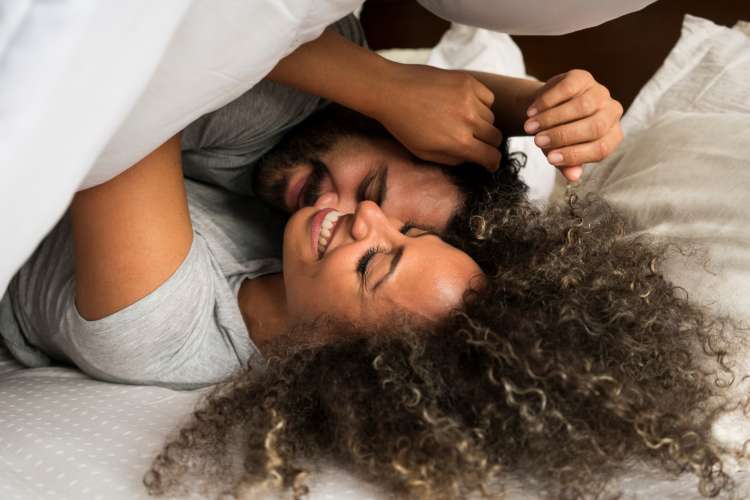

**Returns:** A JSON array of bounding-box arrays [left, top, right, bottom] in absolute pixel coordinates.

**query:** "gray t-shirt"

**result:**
[[1, 181, 286, 390]]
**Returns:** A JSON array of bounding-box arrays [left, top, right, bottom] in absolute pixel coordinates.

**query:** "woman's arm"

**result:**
[[267, 30, 503, 171], [468, 70, 623, 180], [70, 135, 192, 320], [268, 30, 622, 179]]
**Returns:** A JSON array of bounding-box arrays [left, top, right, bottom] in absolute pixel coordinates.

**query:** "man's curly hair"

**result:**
[[145, 142, 738, 500]]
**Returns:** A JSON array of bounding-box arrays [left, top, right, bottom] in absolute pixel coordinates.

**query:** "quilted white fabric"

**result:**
[[622, 15, 750, 135]]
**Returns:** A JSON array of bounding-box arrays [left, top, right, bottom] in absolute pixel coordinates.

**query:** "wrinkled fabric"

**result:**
[[418, 0, 657, 35], [0, 0, 362, 296]]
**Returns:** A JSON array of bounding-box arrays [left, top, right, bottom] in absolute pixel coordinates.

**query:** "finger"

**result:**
[[526, 74, 565, 118], [473, 120, 504, 148], [463, 138, 502, 172], [559, 165, 583, 182], [545, 127, 623, 167], [525, 85, 610, 134], [475, 102, 495, 124], [533, 109, 614, 150], [528, 69, 594, 116], [473, 80, 495, 108]]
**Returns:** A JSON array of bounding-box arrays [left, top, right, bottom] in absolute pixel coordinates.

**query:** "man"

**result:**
[[181, 14, 623, 233]]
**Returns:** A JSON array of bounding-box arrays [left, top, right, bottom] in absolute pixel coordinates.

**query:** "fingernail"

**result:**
[[548, 152, 564, 165], [566, 166, 583, 181], [524, 120, 540, 134], [527, 107, 538, 117], [535, 134, 550, 147]]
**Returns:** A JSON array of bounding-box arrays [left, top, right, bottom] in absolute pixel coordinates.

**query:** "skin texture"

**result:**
[[145, 165, 736, 500]]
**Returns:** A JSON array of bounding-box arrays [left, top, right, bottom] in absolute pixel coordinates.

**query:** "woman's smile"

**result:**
[[315, 210, 345, 258], [309, 208, 346, 259]]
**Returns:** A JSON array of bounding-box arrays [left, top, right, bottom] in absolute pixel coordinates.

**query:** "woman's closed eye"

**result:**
[[357, 246, 385, 290], [356, 222, 440, 290]]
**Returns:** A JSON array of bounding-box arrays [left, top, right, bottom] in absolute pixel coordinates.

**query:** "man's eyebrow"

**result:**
[[372, 245, 404, 292], [357, 161, 388, 205], [375, 164, 388, 205]]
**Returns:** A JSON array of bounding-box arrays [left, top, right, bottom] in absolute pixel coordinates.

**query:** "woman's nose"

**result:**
[[351, 201, 390, 241]]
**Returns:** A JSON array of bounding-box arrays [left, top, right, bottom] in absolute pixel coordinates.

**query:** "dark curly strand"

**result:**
[[145, 163, 737, 499]]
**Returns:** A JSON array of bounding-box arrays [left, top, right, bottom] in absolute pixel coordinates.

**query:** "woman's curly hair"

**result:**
[[144, 156, 738, 499]]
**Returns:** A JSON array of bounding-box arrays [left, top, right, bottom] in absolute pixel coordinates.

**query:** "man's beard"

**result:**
[[253, 156, 295, 212]]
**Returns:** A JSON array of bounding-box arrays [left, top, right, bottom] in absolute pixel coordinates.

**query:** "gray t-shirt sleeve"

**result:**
[[180, 14, 366, 196], [57, 236, 262, 390], [8, 213, 266, 390]]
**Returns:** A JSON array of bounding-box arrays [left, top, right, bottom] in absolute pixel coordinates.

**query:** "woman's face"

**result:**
[[282, 201, 483, 325]]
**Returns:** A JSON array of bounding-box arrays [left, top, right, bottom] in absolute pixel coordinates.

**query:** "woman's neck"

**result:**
[[238, 273, 288, 352]]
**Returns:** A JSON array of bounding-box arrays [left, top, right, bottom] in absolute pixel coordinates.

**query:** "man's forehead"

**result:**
[[323, 134, 403, 158]]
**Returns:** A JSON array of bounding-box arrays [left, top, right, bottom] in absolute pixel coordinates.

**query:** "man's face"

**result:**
[[255, 135, 463, 232]]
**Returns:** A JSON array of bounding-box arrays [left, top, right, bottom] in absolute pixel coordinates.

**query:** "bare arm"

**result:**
[[267, 31, 621, 177], [71, 135, 193, 320], [466, 71, 544, 136], [267, 30, 503, 171], [267, 29, 392, 120]]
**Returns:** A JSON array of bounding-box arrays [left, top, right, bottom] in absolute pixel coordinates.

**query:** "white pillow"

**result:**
[[623, 15, 750, 135], [582, 108, 750, 453]]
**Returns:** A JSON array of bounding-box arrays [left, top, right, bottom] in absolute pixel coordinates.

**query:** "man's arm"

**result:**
[[71, 136, 193, 320]]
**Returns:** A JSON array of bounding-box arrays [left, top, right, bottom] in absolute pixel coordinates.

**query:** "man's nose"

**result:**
[[313, 192, 339, 209], [351, 201, 389, 241]]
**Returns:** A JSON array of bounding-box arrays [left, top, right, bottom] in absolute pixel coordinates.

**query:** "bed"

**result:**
[[1, 13, 749, 500]]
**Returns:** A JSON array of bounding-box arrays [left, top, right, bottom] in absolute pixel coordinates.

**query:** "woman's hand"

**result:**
[[375, 65, 503, 172], [524, 70, 624, 181]]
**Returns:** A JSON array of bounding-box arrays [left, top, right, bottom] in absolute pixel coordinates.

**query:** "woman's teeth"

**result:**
[[318, 210, 342, 257]]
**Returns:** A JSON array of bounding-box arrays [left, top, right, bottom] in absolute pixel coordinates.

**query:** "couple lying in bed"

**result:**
[[1, 20, 741, 500]]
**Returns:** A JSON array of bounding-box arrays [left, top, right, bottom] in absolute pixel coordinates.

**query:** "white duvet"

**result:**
[[2, 12, 750, 500], [0, 0, 362, 296]]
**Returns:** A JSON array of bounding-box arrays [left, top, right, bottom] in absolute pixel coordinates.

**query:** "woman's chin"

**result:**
[[282, 206, 319, 271]]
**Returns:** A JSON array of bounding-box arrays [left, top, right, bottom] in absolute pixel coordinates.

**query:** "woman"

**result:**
[[142, 149, 741, 499]]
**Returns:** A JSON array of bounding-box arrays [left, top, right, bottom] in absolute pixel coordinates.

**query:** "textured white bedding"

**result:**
[[2, 14, 750, 500]]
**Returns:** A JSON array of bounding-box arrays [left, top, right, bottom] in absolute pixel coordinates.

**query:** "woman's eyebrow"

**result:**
[[372, 245, 404, 291]]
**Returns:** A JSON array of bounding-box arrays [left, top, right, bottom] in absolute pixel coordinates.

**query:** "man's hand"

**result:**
[[376, 65, 503, 172], [524, 70, 624, 181]]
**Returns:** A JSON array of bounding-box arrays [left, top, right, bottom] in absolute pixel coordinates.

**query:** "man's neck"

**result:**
[[237, 273, 288, 353]]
